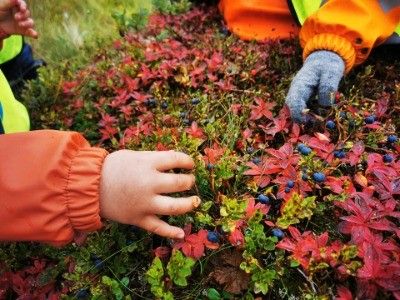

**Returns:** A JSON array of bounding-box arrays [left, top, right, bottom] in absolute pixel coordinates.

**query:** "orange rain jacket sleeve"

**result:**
[[0, 130, 108, 246], [300, 0, 400, 73]]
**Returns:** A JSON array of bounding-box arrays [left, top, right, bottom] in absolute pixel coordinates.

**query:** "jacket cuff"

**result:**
[[66, 147, 108, 233], [303, 33, 356, 74]]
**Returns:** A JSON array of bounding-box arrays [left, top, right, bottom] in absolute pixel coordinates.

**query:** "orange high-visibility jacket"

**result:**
[[0, 130, 107, 246], [220, 0, 400, 73], [1, 0, 399, 246]]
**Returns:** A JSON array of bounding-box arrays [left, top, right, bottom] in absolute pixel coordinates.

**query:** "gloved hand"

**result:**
[[285, 50, 345, 123]]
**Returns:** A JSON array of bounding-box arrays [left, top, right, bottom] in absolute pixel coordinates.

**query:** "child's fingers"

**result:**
[[15, 0, 26, 14], [17, 18, 34, 28], [14, 9, 30, 21], [150, 195, 201, 216], [154, 151, 195, 171], [138, 216, 185, 239], [155, 173, 195, 193], [25, 28, 38, 38]]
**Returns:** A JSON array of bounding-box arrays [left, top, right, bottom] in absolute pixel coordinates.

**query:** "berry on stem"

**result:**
[[207, 231, 219, 243], [387, 135, 398, 144], [326, 120, 336, 130], [298, 144, 312, 156], [312, 172, 326, 183], [365, 115, 375, 124], [271, 228, 284, 239], [286, 180, 295, 189], [334, 150, 346, 159], [257, 194, 270, 204], [383, 154, 393, 163]]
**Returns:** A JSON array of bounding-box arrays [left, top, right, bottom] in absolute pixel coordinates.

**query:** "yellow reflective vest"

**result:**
[[0, 69, 30, 134], [0, 35, 29, 133], [0, 35, 23, 64]]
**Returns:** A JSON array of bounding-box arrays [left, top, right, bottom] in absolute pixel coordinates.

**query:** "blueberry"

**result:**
[[312, 172, 326, 183], [191, 98, 200, 105], [207, 231, 219, 243], [76, 288, 90, 299], [284, 187, 291, 193], [349, 119, 356, 130], [297, 143, 306, 151], [183, 119, 191, 126], [161, 101, 168, 109], [146, 98, 157, 108], [207, 163, 214, 170], [246, 147, 254, 154], [326, 120, 336, 130], [252, 157, 261, 164], [365, 115, 375, 124], [271, 228, 284, 239], [180, 111, 188, 118], [301, 147, 312, 156], [387, 135, 398, 144], [383, 154, 393, 163], [257, 194, 270, 204], [298, 144, 311, 156], [339, 112, 347, 119], [302, 173, 309, 181], [286, 180, 295, 189], [220, 27, 229, 36], [334, 150, 346, 159], [93, 258, 104, 269]]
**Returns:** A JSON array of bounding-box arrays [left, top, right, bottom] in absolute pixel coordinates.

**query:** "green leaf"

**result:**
[[121, 277, 129, 286], [290, 260, 300, 267], [207, 288, 221, 300], [251, 268, 276, 295], [102, 276, 124, 300], [276, 193, 317, 229], [167, 250, 195, 287]]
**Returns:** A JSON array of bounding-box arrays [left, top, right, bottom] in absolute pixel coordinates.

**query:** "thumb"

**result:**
[[138, 216, 185, 240]]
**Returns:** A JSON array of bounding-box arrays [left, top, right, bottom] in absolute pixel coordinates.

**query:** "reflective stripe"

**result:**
[[0, 35, 23, 64], [290, 0, 323, 25], [0, 70, 30, 133]]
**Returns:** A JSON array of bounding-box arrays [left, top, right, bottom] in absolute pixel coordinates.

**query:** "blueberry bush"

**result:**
[[1, 3, 400, 299]]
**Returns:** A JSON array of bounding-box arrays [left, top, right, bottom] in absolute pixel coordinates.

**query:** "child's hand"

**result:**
[[285, 50, 345, 123], [99, 150, 200, 240], [0, 0, 38, 38]]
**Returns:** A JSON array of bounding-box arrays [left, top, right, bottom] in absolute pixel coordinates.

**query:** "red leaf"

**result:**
[[186, 122, 205, 139], [347, 142, 364, 166], [249, 98, 275, 121], [228, 228, 244, 247], [154, 246, 171, 259], [335, 286, 353, 300], [375, 95, 390, 118]]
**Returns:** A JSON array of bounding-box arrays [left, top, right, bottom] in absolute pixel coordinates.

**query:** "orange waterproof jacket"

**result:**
[[0, 130, 107, 246], [219, 0, 400, 73]]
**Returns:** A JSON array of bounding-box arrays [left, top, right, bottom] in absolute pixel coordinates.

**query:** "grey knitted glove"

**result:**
[[285, 50, 345, 123]]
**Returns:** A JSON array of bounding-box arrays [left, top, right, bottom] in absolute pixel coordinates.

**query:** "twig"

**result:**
[[297, 268, 317, 294]]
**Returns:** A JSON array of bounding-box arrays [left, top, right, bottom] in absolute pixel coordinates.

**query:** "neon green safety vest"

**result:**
[[289, 0, 400, 38], [0, 35, 29, 134], [0, 69, 30, 134], [0, 35, 23, 64]]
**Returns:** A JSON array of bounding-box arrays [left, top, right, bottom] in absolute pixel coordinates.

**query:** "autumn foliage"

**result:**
[[1, 3, 400, 299]]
